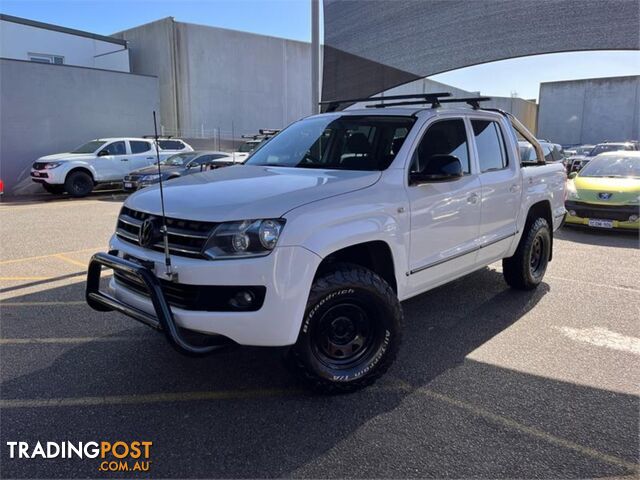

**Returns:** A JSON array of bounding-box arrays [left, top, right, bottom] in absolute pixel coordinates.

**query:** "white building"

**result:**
[[0, 13, 130, 72]]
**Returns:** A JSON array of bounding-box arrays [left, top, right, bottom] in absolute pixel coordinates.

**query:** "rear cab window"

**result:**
[[159, 140, 186, 150], [471, 119, 509, 172]]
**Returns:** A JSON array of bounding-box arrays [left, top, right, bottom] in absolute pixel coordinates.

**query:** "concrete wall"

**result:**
[[348, 78, 538, 133], [537, 76, 640, 145], [114, 18, 312, 142], [0, 59, 159, 194], [0, 18, 130, 72]]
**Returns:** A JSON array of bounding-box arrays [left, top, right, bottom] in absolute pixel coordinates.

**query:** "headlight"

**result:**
[[202, 219, 285, 259], [140, 174, 160, 182], [42, 162, 63, 169]]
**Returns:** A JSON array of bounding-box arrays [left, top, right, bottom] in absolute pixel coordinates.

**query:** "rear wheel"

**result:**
[[503, 217, 551, 290], [288, 264, 402, 394], [64, 171, 93, 198], [42, 183, 65, 195]]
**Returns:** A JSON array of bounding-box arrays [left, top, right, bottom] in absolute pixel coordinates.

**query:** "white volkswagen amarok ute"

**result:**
[[86, 94, 566, 393], [31, 137, 193, 197]]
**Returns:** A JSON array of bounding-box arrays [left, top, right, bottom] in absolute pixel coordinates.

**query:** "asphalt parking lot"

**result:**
[[1, 193, 638, 479]]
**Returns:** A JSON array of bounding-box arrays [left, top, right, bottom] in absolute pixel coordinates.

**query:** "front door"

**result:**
[[94, 140, 129, 181], [406, 117, 482, 294]]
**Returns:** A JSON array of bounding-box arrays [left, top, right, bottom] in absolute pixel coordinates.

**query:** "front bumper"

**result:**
[[31, 167, 65, 184], [565, 200, 640, 230], [90, 235, 322, 347]]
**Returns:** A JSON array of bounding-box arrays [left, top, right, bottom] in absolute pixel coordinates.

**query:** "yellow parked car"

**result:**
[[565, 151, 640, 230]]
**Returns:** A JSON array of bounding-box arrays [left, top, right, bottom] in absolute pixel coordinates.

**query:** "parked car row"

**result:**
[[30, 132, 280, 197], [565, 141, 638, 173]]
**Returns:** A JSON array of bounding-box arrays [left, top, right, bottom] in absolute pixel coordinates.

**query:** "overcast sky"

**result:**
[[3, 0, 639, 100]]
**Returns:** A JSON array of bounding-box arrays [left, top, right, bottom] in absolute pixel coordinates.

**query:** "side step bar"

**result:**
[[86, 251, 230, 356]]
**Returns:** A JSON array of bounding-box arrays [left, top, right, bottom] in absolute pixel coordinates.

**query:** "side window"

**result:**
[[471, 120, 508, 172], [542, 145, 553, 162], [193, 155, 212, 165], [130, 141, 152, 154], [158, 140, 185, 150], [411, 119, 470, 175], [102, 141, 126, 156]]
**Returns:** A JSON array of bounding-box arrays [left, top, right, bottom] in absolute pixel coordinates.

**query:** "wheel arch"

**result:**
[[314, 240, 398, 294], [525, 199, 553, 261], [65, 167, 96, 185]]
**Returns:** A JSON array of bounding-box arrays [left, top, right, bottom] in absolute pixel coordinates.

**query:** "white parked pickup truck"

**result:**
[[31, 137, 193, 197], [86, 96, 566, 393]]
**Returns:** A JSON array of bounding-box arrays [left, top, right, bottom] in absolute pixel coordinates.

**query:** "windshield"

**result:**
[[71, 140, 106, 154], [246, 115, 415, 171], [160, 153, 198, 166], [579, 155, 640, 178], [238, 141, 259, 153], [589, 144, 631, 156]]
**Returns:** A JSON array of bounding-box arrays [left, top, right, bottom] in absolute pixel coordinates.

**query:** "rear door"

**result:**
[[128, 140, 156, 170], [470, 117, 521, 263], [406, 117, 483, 293]]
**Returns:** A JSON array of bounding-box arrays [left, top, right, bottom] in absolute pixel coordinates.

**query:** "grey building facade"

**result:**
[[537, 76, 640, 146], [0, 60, 159, 195], [113, 18, 312, 144]]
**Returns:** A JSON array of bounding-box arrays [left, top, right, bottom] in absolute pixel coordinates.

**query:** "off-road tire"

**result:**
[[64, 171, 94, 198], [503, 217, 551, 290], [42, 183, 65, 195], [289, 264, 402, 394]]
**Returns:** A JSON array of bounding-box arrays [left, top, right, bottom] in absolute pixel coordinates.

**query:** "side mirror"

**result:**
[[97, 149, 110, 157], [410, 154, 463, 185], [568, 171, 577, 179]]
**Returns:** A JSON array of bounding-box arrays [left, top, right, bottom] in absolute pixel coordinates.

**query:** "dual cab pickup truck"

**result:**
[[86, 99, 566, 393], [31, 137, 192, 197]]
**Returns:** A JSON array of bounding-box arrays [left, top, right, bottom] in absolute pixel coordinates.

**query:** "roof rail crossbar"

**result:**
[[319, 92, 452, 112], [366, 96, 492, 110]]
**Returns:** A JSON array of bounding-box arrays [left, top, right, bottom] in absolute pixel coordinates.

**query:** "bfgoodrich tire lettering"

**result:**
[[503, 217, 551, 290], [289, 264, 402, 393]]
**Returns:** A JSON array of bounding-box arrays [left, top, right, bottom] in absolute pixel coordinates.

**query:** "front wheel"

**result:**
[[64, 171, 94, 198], [503, 217, 551, 290], [288, 264, 402, 394]]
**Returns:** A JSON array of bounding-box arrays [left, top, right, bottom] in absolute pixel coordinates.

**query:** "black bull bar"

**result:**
[[86, 251, 231, 356]]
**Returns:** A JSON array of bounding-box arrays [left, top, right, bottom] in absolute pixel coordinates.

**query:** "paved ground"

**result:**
[[1, 193, 639, 479]]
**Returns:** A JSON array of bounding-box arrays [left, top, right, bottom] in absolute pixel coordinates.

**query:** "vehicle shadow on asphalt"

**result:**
[[1, 268, 637, 478], [558, 225, 639, 248]]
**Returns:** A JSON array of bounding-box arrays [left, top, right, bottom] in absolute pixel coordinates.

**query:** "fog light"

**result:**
[[569, 210, 576, 216], [629, 214, 639, 222], [229, 290, 255, 309]]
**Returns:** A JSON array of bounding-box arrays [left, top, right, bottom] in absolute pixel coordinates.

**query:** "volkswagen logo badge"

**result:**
[[598, 192, 613, 200], [138, 217, 158, 248]]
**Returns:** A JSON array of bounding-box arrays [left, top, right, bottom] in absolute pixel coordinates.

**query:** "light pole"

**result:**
[[311, 0, 320, 113]]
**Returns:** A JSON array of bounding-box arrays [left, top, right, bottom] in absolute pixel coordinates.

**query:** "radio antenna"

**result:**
[[152, 111, 176, 281]]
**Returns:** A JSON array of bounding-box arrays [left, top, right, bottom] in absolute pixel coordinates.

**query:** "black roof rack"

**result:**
[[319, 92, 452, 112], [365, 96, 492, 110]]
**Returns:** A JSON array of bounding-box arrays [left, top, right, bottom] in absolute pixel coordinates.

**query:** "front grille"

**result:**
[[32, 162, 48, 170], [114, 271, 265, 311], [116, 206, 217, 258], [566, 201, 639, 221]]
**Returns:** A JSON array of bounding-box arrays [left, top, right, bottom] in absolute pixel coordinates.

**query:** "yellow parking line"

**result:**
[[0, 301, 85, 306], [0, 337, 139, 345], [0, 388, 300, 409], [0, 247, 101, 266], [414, 386, 637, 472], [54, 254, 87, 268]]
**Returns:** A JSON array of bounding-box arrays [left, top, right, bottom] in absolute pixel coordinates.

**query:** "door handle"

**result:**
[[509, 184, 520, 193], [467, 193, 479, 204], [146, 157, 155, 160], [121, 158, 129, 162]]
